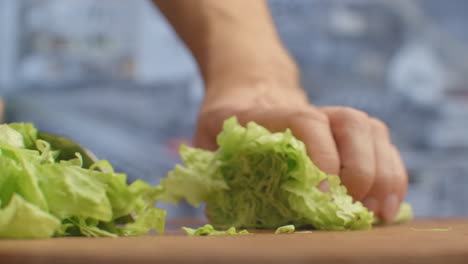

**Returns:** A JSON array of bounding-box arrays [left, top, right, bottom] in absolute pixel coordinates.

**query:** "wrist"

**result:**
[[202, 65, 309, 112], [203, 52, 306, 101]]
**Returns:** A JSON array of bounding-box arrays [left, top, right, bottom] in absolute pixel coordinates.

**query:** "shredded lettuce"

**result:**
[[373, 201, 413, 225], [0, 123, 166, 239], [162, 117, 412, 231], [410, 227, 452, 232], [182, 224, 249, 236], [275, 225, 295, 234]]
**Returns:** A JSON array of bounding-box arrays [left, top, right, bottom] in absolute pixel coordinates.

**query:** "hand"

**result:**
[[194, 81, 408, 223]]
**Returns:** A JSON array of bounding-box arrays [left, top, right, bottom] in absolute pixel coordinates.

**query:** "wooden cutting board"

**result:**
[[1, 219, 467, 264]]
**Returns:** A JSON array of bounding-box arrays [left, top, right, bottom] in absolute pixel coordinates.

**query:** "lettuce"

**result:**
[[373, 201, 413, 225], [182, 224, 249, 236], [275, 224, 295, 234], [0, 123, 166, 239], [162, 117, 412, 231], [0, 194, 60, 239]]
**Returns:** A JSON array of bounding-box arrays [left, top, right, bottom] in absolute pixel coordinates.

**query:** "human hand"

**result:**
[[194, 81, 408, 223]]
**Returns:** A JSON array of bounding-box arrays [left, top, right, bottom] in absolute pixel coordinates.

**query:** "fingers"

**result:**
[[321, 107, 376, 201], [234, 107, 341, 176], [195, 106, 341, 176], [385, 145, 408, 221], [194, 108, 238, 150], [362, 118, 408, 222], [287, 109, 340, 175], [391, 145, 409, 202], [322, 107, 408, 222], [362, 118, 397, 221], [194, 119, 219, 151]]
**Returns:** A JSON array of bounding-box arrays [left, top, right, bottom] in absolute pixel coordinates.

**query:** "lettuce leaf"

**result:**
[[373, 201, 413, 225], [275, 224, 295, 234], [0, 125, 25, 148], [182, 224, 249, 236], [0, 194, 60, 239], [162, 117, 412, 231], [8, 123, 38, 149], [0, 123, 166, 239]]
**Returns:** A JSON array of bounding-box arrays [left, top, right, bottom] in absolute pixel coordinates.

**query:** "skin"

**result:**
[[153, 0, 408, 222]]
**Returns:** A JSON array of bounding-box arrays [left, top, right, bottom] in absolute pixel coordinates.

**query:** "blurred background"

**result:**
[[1, 0, 468, 219]]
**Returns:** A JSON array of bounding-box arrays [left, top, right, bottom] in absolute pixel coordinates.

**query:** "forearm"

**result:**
[[153, 0, 301, 94]]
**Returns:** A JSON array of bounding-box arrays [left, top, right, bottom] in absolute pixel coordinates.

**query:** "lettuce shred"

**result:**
[[275, 225, 295, 234], [182, 224, 249, 236]]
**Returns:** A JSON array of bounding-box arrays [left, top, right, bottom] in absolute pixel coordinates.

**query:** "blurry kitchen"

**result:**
[[1, 0, 468, 219]]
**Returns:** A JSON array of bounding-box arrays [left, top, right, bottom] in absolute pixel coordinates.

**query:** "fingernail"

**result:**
[[317, 180, 330, 193], [362, 197, 378, 213], [382, 194, 399, 222]]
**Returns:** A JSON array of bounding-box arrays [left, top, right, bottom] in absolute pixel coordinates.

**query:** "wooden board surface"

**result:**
[[1, 219, 468, 264]]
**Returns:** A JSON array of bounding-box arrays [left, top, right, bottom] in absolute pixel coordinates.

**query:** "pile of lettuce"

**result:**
[[161, 117, 412, 231], [0, 123, 165, 239], [0, 118, 412, 239]]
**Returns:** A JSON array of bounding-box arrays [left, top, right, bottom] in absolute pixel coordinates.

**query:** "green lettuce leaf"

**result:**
[[120, 207, 167, 236], [0, 123, 166, 239], [36, 164, 114, 221], [162, 117, 412, 231], [373, 201, 413, 225], [161, 146, 227, 206], [182, 224, 249, 236], [275, 224, 295, 234], [8, 123, 38, 149], [0, 125, 25, 148], [0, 194, 60, 239]]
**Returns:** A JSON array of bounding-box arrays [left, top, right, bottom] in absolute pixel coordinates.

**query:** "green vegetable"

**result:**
[[373, 201, 413, 225], [0, 123, 166, 239], [0, 194, 60, 239], [161, 117, 412, 231], [393, 202, 413, 224], [182, 224, 249, 236], [275, 225, 295, 234], [410, 227, 452, 232]]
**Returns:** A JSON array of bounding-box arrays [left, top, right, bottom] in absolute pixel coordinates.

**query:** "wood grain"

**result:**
[[1, 219, 468, 264]]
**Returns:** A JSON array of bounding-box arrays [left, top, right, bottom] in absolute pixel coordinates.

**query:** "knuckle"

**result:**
[[353, 163, 375, 182], [313, 152, 340, 174], [368, 174, 396, 202], [370, 117, 390, 138], [391, 145, 409, 195], [292, 108, 330, 126], [374, 169, 394, 191], [341, 163, 375, 194], [332, 107, 370, 130], [338, 107, 368, 120]]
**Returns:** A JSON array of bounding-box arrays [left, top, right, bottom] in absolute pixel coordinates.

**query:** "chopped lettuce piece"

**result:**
[[275, 225, 295, 234], [0, 194, 60, 239], [162, 117, 412, 231], [373, 202, 413, 225], [8, 123, 38, 149], [120, 207, 167, 236], [0, 125, 25, 148], [393, 202, 413, 224], [182, 224, 249, 236], [0, 123, 166, 239], [410, 227, 452, 232]]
